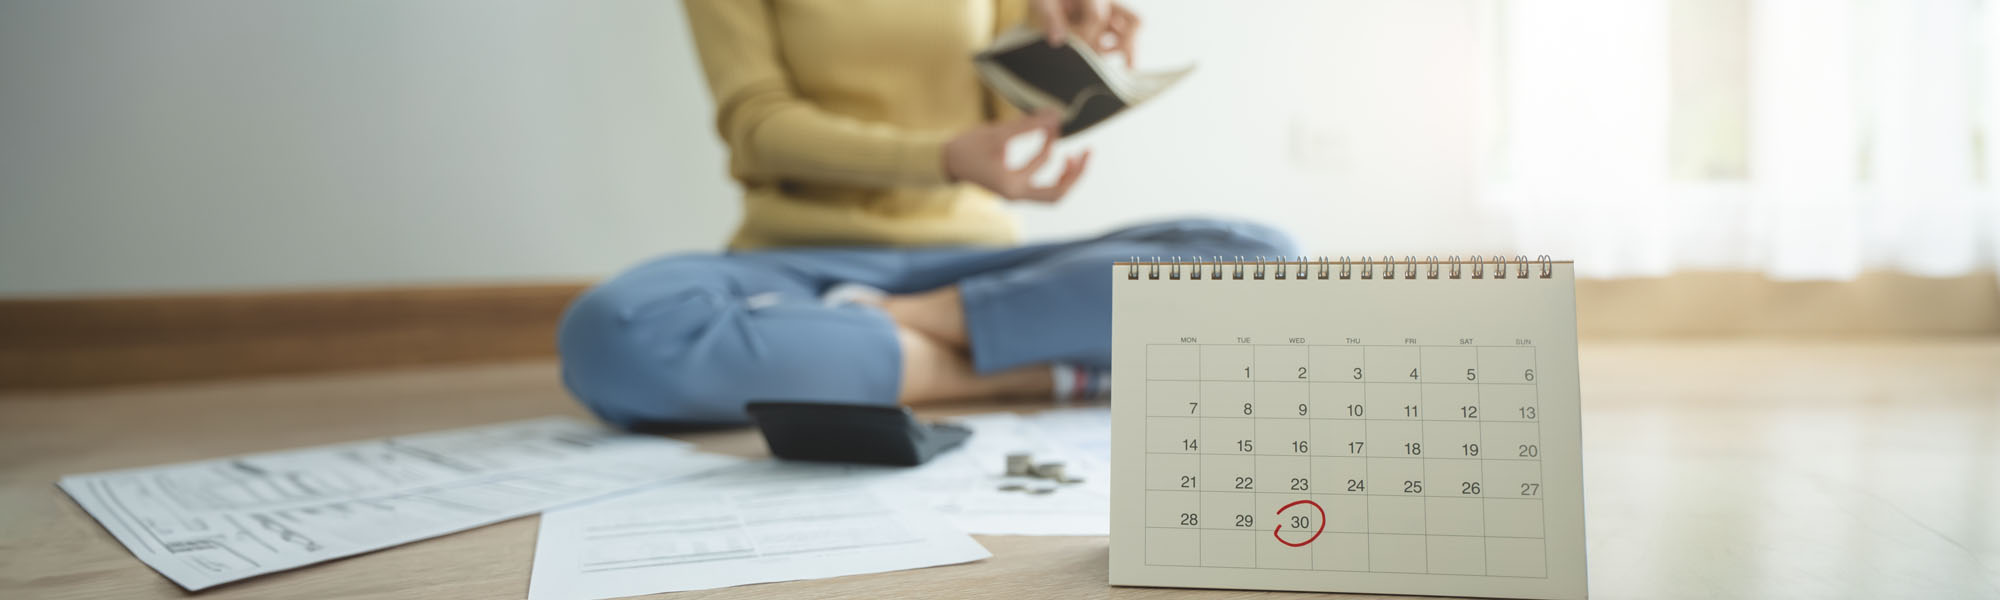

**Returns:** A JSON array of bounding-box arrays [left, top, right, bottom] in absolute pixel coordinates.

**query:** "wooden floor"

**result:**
[[2, 340, 1997, 599]]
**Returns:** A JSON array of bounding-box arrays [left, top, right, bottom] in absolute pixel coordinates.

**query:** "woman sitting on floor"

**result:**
[[558, 0, 1294, 427]]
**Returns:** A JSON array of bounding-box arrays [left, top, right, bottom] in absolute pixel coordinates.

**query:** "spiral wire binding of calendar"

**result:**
[[1127, 255, 1556, 281]]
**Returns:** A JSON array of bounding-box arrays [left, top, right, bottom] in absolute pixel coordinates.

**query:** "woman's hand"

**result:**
[[943, 109, 1091, 204], [1030, 0, 1141, 67]]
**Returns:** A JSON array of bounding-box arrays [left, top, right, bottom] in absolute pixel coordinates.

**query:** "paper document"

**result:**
[[59, 417, 736, 591], [529, 462, 990, 600], [875, 408, 1112, 535], [1020, 406, 1111, 463]]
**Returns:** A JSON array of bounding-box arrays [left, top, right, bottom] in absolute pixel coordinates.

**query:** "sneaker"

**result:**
[[1050, 363, 1110, 405]]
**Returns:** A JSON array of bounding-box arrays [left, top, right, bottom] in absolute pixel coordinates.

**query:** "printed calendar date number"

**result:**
[[1273, 500, 1327, 547]]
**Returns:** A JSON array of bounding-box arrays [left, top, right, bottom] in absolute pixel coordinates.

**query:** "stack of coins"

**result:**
[[998, 452, 1086, 491], [1005, 453, 1033, 477]]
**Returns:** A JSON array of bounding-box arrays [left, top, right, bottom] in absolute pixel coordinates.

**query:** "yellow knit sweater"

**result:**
[[683, 0, 1029, 249]]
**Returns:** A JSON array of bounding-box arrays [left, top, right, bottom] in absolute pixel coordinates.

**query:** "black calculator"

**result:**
[[745, 401, 972, 467]]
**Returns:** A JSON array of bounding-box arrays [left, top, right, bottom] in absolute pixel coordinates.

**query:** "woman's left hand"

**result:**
[[1030, 0, 1142, 67], [943, 109, 1091, 204]]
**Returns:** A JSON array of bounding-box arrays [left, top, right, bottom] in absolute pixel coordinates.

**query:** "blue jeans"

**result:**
[[557, 218, 1296, 427]]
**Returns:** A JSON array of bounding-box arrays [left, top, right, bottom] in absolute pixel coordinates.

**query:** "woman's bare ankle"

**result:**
[[896, 327, 977, 405], [881, 286, 969, 349], [896, 326, 1053, 405], [986, 366, 1056, 398]]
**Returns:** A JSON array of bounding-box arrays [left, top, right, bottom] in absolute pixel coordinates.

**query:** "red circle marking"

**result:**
[[1273, 499, 1327, 547]]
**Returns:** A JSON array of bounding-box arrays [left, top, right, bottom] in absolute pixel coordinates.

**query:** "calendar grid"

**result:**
[[1534, 346, 1547, 549], [1308, 373, 1317, 569], [1476, 347, 1490, 576], [1416, 345, 1428, 574], [1360, 346, 1370, 572], [1142, 343, 1548, 578], [1144, 528, 1544, 540], [1144, 380, 1528, 384], [1127, 531, 1556, 579]]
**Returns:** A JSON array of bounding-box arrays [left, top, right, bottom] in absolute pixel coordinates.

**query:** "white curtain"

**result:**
[[1484, 0, 2000, 280]]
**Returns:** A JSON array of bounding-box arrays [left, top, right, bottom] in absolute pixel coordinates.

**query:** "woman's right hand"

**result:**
[[1031, 0, 1141, 67], [943, 109, 1091, 204]]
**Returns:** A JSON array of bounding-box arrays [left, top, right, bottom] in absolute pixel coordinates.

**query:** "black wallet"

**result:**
[[745, 401, 972, 467]]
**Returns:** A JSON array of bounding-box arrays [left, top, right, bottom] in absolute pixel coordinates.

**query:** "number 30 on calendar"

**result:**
[[1272, 499, 1325, 547]]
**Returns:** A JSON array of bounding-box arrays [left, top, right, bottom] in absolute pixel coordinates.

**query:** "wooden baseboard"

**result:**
[[1575, 271, 2000, 338], [0, 283, 588, 391], [2, 272, 1993, 391]]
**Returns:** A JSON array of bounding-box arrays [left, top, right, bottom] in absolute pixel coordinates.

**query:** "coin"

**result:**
[[1033, 462, 1065, 480], [1005, 452, 1033, 476], [998, 482, 1027, 492]]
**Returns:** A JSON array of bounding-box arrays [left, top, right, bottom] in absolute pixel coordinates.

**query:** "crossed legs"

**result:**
[[884, 286, 1054, 405], [557, 218, 1297, 428]]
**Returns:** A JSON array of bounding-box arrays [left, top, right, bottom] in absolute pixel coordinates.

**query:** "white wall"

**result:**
[[1042, 0, 1504, 253], [0, 0, 1501, 297]]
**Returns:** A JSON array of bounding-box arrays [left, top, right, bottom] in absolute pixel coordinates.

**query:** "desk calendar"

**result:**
[[1109, 256, 1586, 600]]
